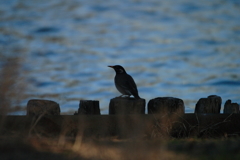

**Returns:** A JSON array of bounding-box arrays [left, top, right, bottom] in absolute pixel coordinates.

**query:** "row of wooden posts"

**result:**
[[27, 95, 240, 116]]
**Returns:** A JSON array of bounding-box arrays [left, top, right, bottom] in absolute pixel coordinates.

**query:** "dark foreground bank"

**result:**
[[1, 111, 240, 160], [1, 114, 240, 139], [1, 135, 240, 160]]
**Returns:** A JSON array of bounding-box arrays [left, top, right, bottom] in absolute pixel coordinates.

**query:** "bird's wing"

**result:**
[[125, 74, 138, 94]]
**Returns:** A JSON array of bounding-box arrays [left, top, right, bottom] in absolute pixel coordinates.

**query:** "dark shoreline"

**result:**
[[1, 113, 240, 139]]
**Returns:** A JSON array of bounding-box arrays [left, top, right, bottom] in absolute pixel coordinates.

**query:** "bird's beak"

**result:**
[[108, 66, 114, 68]]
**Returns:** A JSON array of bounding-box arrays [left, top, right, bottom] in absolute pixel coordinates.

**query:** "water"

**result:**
[[0, 0, 240, 114]]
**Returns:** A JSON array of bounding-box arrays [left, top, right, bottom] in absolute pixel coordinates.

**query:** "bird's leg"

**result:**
[[119, 95, 130, 98]]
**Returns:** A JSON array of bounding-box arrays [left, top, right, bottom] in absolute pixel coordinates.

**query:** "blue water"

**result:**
[[0, 0, 240, 114]]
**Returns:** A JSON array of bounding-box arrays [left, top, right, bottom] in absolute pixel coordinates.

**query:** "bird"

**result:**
[[108, 65, 141, 99]]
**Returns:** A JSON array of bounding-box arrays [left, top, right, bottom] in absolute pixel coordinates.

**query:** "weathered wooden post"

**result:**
[[147, 97, 185, 114], [147, 97, 184, 138], [27, 99, 60, 116], [109, 97, 145, 114], [76, 100, 100, 115], [224, 100, 239, 114], [195, 95, 222, 113]]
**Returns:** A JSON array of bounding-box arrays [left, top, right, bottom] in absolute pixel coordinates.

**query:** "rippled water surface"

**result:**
[[1, 0, 240, 114]]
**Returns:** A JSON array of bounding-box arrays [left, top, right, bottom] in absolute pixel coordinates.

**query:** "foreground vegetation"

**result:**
[[1, 133, 240, 160]]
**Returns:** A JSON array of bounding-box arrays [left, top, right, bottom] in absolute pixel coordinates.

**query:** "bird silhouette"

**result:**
[[108, 65, 140, 99]]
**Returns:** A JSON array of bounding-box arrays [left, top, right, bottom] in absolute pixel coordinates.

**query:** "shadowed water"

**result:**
[[0, 0, 240, 114]]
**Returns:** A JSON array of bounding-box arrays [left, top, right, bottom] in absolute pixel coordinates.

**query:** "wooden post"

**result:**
[[77, 100, 100, 115], [195, 95, 222, 114], [109, 97, 145, 114], [224, 100, 239, 114], [27, 99, 60, 116], [147, 97, 185, 114]]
